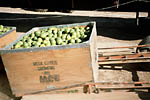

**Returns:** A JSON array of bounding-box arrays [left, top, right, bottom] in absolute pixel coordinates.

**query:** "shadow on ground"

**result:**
[[99, 62, 150, 100], [0, 64, 21, 100], [136, 91, 150, 100], [0, 11, 149, 40]]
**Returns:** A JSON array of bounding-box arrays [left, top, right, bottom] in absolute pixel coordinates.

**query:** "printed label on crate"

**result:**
[[32, 60, 60, 83]]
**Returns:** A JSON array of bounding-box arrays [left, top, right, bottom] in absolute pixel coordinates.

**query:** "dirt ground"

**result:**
[[0, 7, 150, 100]]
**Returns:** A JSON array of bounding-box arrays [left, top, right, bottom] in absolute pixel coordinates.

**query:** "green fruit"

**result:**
[[0, 25, 4, 29], [73, 26, 80, 32], [52, 28, 57, 34], [65, 27, 71, 33], [50, 38, 56, 46], [70, 28, 75, 33], [62, 34, 67, 40], [76, 33, 81, 38], [53, 33, 57, 38], [61, 27, 65, 31], [40, 44, 46, 47], [79, 27, 84, 31], [28, 42, 32, 47], [35, 42, 41, 46], [76, 39, 82, 43], [22, 38, 27, 42], [50, 37, 55, 41], [67, 34, 71, 40], [71, 32, 76, 39], [71, 35, 76, 39], [58, 31, 63, 37], [33, 36, 38, 41], [85, 26, 90, 30], [51, 40, 56, 46], [3, 28, 9, 32], [62, 42, 67, 45], [72, 32, 76, 36], [45, 37, 50, 41], [45, 41, 51, 46], [29, 33, 35, 39], [80, 31, 85, 35], [56, 37, 63, 45], [32, 41, 37, 46], [48, 33, 53, 38], [70, 39, 75, 44], [35, 31, 41, 37], [40, 33, 47, 39], [47, 29, 52, 34], [68, 43, 73, 45], [23, 42, 29, 48], [83, 35, 88, 38], [42, 29, 47, 32], [43, 40, 49, 45], [48, 27, 55, 31], [17, 41, 23, 46], [27, 38, 32, 43], [45, 32, 49, 36], [23, 35, 28, 39], [38, 38, 43, 43], [14, 44, 21, 49]]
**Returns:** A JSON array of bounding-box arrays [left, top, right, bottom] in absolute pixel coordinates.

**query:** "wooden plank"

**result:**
[[98, 51, 150, 64], [98, 86, 150, 90], [98, 44, 150, 50], [98, 58, 150, 65], [89, 22, 99, 82]]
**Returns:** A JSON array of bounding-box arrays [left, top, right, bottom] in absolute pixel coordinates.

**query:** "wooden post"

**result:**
[[72, 0, 74, 9]]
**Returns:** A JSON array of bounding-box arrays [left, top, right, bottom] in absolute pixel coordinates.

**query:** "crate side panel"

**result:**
[[1, 47, 93, 95], [0, 29, 16, 48]]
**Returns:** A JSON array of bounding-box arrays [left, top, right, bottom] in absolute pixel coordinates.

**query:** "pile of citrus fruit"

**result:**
[[0, 25, 12, 36], [12, 25, 92, 49]]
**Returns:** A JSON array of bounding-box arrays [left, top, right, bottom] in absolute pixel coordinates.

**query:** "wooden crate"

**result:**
[[0, 27, 16, 71], [0, 22, 98, 96], [0, 27, 16, 49]]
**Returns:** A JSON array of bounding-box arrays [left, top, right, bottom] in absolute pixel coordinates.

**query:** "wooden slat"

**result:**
[[86, 81, 150, 85], [98, 86, 150, 90], [98, 44, 150, 50], [98, 58, 150, 65], [98, 47, 150, 64]]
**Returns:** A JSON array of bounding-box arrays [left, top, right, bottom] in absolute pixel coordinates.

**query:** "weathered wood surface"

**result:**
[[98, 44, 150, 65], [2, 47, 93, 96]]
